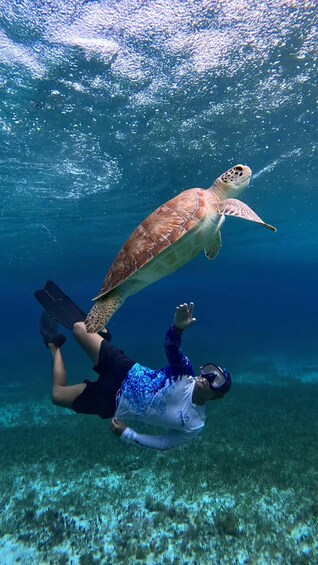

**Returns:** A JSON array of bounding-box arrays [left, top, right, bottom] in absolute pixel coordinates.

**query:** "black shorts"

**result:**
[[71, 340, 135, 419]]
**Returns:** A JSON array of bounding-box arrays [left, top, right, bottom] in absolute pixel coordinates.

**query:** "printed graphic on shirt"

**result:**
[[178, 410, 190, 427]]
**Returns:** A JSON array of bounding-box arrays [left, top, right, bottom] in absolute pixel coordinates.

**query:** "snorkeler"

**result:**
[[35, 281, 231, 450]]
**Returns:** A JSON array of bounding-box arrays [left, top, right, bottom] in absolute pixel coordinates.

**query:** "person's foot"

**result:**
[[40, 311, 66, 348]]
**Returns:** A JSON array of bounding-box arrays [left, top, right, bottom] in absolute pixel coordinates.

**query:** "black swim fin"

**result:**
[[40, 311, 66, 348], [35, 280, 86, 329], [34, 280, 112, 341]]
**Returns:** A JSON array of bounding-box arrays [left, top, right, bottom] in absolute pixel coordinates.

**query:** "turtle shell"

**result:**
[[94, 187, 208, 299]]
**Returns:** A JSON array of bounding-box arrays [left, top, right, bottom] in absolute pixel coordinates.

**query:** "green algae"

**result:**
[[0, 379, 317, 563]]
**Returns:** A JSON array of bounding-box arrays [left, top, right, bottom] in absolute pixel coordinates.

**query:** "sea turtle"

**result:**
[[85, 164, 276, 332]]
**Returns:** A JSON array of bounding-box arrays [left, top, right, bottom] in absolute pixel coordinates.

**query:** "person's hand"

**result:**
[[174, 302, 196, 331], [110, 418, 127, 437]]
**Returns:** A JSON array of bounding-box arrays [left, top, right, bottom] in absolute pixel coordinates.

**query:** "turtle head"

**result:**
[[210, 164, 252, 199]]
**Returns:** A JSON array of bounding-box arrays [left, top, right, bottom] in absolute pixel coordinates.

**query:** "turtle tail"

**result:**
[[85, 290, 126, 333]]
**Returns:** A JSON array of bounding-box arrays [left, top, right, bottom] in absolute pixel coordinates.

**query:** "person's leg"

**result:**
[[72, 321, 104, 365], [48, 343, 86, 408]]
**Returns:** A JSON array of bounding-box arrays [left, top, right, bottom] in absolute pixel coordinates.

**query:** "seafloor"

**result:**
[[1, 359, 317, 565]]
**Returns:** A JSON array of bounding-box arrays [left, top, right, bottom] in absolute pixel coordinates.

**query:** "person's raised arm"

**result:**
[[164, 302, 196, 376], [174, 302, 196, 331]]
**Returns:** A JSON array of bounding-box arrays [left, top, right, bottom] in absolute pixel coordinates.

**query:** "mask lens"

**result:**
[[209, 372, 226, 388], [200, 363, 219, 376], [200, 363, 226, 390]]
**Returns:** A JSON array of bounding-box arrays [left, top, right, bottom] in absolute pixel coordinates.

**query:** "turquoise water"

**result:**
[[1, 1, 318, 563]]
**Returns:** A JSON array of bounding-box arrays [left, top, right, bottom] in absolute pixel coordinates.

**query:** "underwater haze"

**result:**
[[1, 0, 318, 563]]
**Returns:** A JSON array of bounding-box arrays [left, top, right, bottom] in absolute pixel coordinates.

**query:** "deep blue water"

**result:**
[[1, 1, 318, 563]]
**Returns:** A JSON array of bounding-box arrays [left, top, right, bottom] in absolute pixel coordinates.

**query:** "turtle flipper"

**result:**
[[204, 231, 222, 260], [85, 289, 126, 333], [217, 199, 277, 232]]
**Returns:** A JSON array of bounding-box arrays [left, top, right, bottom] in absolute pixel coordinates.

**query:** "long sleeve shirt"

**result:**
[[115, 325, 205, 450]]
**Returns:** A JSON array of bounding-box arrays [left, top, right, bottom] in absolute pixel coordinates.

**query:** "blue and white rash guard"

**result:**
[[115, 325, 205, 450]]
